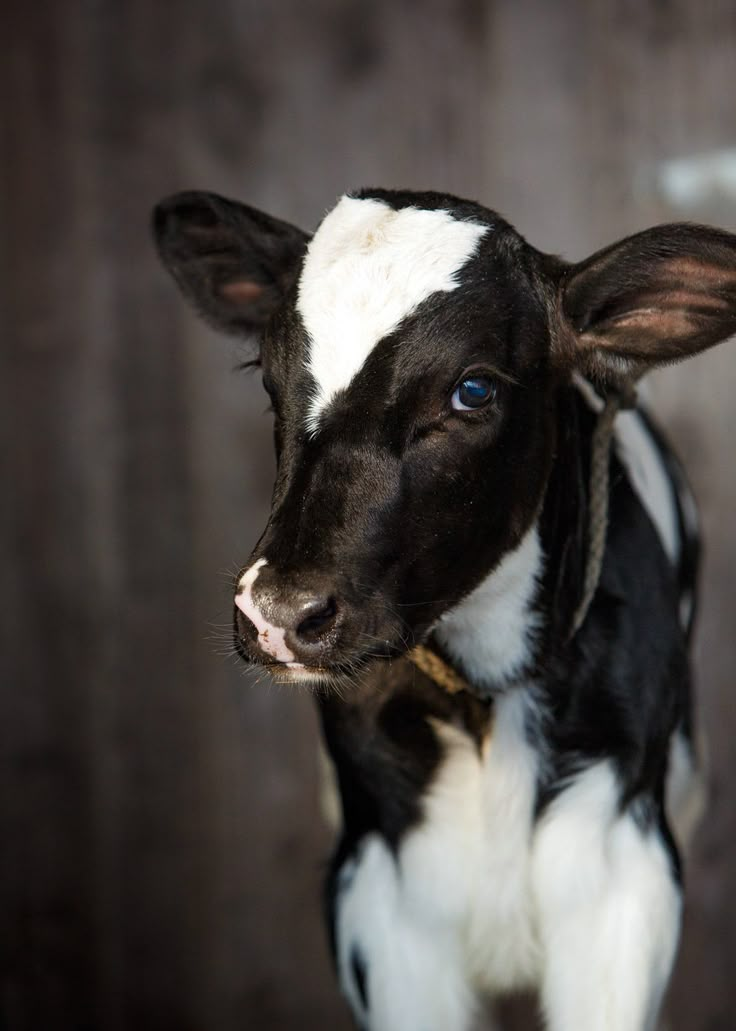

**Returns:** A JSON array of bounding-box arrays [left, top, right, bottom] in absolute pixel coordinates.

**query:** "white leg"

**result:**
[[532, 763, 681, 1031], [333, 834, 477, 1031]]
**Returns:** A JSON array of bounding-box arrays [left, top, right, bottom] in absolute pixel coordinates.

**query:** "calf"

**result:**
[[153, 188, 736, 1031]]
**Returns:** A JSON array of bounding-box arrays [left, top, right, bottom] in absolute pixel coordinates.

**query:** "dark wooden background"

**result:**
[[3, 2, 736, 1029]]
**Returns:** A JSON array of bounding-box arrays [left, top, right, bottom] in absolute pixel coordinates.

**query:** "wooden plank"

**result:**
[[3, 1, 735, 1028]]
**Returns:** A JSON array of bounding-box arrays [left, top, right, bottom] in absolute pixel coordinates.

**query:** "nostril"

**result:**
[[295, 596, 338, 643]]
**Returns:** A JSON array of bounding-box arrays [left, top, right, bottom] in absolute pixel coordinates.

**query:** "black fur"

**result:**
[[152, 187, 736, 1027], [350, 946, 369, 1011]]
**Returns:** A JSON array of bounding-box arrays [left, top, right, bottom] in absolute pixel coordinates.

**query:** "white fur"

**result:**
[[400, 698, 542, 994], [235, 558, 296, 663], [334, 835, 476, 1031], [333, 690, 543, 1029], [464, 691, 542, 992], [297, 195, 488, 434], [666, 729, 707, 855], [532, 762, 681, 1031], [334, 697, 686, 1030], [434, 524, 543, 690]]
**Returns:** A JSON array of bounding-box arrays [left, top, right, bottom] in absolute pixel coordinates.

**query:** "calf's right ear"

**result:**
[[152, 191, 309, 335]]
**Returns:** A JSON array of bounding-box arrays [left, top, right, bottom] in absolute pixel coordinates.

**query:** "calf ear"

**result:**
[[152, 191, 309, 335], [559, 223, 736, 379]]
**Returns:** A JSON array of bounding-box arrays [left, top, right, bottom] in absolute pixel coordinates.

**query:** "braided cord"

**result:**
[[568, 380, 639, 639], [407, 643, 470, 694]]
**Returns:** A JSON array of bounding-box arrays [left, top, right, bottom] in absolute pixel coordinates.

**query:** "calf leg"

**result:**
[[532, 763, 681, 1031], [328, 834, 478, 1031]]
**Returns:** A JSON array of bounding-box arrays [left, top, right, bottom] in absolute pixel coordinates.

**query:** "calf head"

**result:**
[[153, 188, 736, 686]]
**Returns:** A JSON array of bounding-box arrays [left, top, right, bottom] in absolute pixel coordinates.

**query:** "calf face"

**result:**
[[153, 188, 736, 684]]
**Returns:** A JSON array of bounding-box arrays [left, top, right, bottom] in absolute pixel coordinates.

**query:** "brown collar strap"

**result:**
[[407, 643, 470, 695]]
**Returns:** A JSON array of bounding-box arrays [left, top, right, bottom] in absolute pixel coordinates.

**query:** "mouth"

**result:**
[[270, 661, 335, 685], [234, 632, 405, 690], [232, 606, 414, 690], [253, 659, 373, 693]]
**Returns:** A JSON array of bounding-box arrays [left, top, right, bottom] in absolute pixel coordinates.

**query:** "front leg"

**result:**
[[532, 762, 681, 1031], [328, 834, 478, 1031], [318, 665, 493, 1031]]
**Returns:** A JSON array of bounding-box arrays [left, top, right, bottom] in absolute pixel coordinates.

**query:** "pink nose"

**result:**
[[235, 559, 340, 664], [235, 559, 296, 662]]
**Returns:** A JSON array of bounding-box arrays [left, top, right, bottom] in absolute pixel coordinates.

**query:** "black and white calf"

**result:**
[[153, 188, 736, 1031]]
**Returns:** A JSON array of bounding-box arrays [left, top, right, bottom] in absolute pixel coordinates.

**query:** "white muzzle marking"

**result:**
[[235, 558, 297, 664]]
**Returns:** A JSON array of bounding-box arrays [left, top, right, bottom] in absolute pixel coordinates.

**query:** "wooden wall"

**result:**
[[3, 2, 735, 1028]]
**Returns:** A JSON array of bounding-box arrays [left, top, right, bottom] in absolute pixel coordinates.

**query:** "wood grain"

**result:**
[[3, 2, 735, 1028]]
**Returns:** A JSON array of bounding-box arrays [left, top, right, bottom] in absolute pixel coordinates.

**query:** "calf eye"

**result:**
[[451, 373, 497, 411]]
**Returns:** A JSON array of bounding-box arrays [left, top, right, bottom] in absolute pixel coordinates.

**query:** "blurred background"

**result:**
[[3, 1, 736, 1028]]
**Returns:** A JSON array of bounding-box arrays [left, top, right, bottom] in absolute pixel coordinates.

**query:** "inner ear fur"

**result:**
[[152, 191, 309, 335], [558, 222, 736, 379]]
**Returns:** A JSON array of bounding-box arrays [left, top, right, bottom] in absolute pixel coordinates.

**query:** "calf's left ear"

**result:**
[[559, 223, 736, 378], [152, 191, 309, 336]]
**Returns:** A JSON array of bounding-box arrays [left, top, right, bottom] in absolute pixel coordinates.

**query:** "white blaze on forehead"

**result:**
[[235, 558, 296, 663], [297, 195, 489, 433]]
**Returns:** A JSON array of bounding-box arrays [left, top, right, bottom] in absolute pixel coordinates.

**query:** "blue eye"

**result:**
[[451, 374, 497, 411]]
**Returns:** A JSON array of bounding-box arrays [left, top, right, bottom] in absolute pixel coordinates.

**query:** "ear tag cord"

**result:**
[[568, 376, 641, 640]]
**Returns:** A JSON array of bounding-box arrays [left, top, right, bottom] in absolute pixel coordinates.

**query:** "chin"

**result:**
[[250, 648, 396, 694], [233, 620, 409, 691], [268, 662, 332, 687]]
